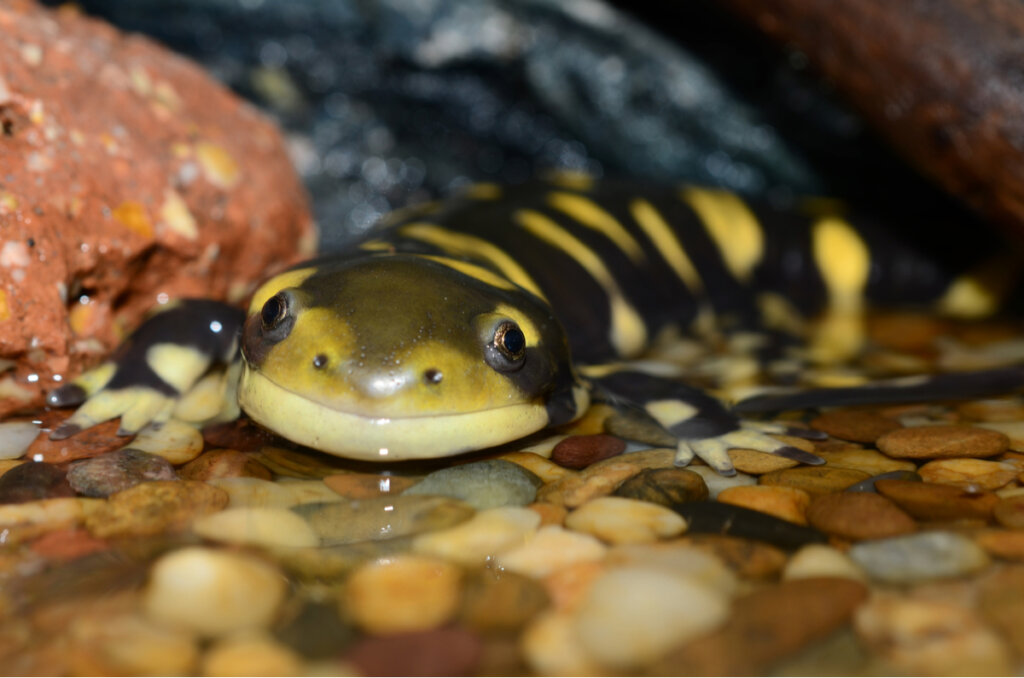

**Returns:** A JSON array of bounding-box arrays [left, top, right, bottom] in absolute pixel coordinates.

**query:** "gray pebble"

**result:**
[[67, 448, 177, 497], [293, 495, 474, 546], [849, 531, 990, 584], [403, 459, 542, 510]]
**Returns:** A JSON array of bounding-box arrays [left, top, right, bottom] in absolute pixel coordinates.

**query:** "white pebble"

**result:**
[[566, 496, 686, 544], [0, 420, 39, 459], [144, 547, 287, 637], [607, 543, 737, 596], [192, 507, 320, 548], [412, 506, 540, 565], [495, 525, 607, 578], [573, 565, 730, 668], [783, 544, 866, 581], [521, 611, 604, 676]]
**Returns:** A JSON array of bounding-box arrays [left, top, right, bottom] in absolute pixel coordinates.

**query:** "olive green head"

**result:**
[[238, 254, 588, 460]]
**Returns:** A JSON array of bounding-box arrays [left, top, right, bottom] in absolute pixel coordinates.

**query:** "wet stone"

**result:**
[[806, 492, 917, 541], [85, 480, 229, 539], [535, 448, 677, 508], [676, 534, 788, 579], [322, 472, 418, 499], [255, 446, 355, 479], [177, 448, 273, 482], [875, 478, 998, 521], [606, 542, 737, 596], [810, 409, 902, 443], [522, 611, 603, 675], [759, 466, 871, 496], [957, 397, 1024, 422], [716, 485, 810, 525], [783, 544, 866, 581], [274, 600, 355, 660], [918, 458, 1019, 491], [845, 470, 922, 493], [565, 496, 687, 544], [495, 525, 608, 578], [550, 434, 626, 469], [412, 506, 540, 565], [192, 506, 320, 548], [654, 577, 868, 676], [457, 567, 550, 633], [670, 501, 827, 550], [27, 415, 130, 464], [403, 459, 541, 510], [345, 626, 482, 677], [66, 448, 176, 497], [974, 529, 1024, 560], [993, 493, 1024, 528], [201, 632, 303, 677], [978, 565, 1024, 656], [816, 447, 917, 476], [144, 546, 288, 637], [849, 531, 990, 584], [29, 528, 109, 562], [0, 420, 40, 459], [613, 467, 708, 506], [0, 461, 74, 503], [877, 424, 1009, 459], [344, 555, 462, 634], [573, 565, 730, 670], [294, 495, 474, 546], [494, 451, 574, 483], [201, 419, 278, 453]]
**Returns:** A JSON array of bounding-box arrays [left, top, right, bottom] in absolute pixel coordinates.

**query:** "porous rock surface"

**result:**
[[0, 0, 315, 417]]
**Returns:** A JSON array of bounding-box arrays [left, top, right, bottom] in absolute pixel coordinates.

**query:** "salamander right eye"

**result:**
[[261, 293, 289, 332]]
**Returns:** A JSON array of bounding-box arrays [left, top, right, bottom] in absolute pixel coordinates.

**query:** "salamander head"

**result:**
[[238, 254, 589, 461]]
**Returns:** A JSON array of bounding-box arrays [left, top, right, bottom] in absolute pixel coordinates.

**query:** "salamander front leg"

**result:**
[[587, 368, 825, 476], [47, 299, 244, 439]]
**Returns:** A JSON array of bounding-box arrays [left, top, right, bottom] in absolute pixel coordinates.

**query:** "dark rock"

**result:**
[[345, 626, 482, 677], [550, 434, 625, 469], [0, 462, 74, 503], [614, 468, 709, 506], [670, 500, 827, 550], [67, 449, 177, 497], [274, 600, 355, 660]]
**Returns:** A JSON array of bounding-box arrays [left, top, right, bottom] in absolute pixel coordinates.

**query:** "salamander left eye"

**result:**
[[485, 321, 527, 372]]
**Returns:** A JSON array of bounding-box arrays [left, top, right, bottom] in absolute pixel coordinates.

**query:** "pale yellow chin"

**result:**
[[238, 367, 552, 461]]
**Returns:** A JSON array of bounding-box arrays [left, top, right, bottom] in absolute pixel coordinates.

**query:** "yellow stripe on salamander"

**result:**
[[629, 197, 704, 294], [515, 208, 648, 358], [809, 215, 871, 362], [681, 186, 764, 282], [546, 191, 647, 265]]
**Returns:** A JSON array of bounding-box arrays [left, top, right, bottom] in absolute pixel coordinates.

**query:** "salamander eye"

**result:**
[[261, 293, 289, 331], [485, 321, 527, 372]]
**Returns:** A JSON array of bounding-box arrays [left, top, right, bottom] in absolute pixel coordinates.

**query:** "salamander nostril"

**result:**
[[313, 354, 329, 369], [423, 368, 443, 384]]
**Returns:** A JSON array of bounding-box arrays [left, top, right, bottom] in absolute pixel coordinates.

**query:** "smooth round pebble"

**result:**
[[606, 542, 737, 595], [522, 611, 603, 676], [783, 544, 866, 581], [69, 612, 200, 676], [128, 419, 205, 464], [0, 460, 74, 503], [759, 466, 871, 496], [294, 495, 474, 546], [458, 567, 550, 633], [877, 425, 1009, 459], [322, 472, 418, 499], [412, 506, 540, 565], [0, 420, 40, 459], [974, 529, 1024, 560], [918, 458, 1019, 490], [993, 494, 1024, 528], [551, 434, 626, 469], [810, 409, 902, 443], [192, 506, 320, 548], [67, 448, 176, 497], [565, 496, 687, 543], [806, 491, 917, 541], [404, 459, 541, 509], [875, 478, 998, 521], [495, 525, 607, 578], [716, 485, 810, 525], [849, 531, 990, 584], [845, 469, 922, 493], [344, 555, 461, 634], [202, 632, 303, 677], [85, 480, 228, 538], [496, 451, 575, 483], [613, 467, 708, 505], [727, 447, 800, 474], [144, 546, 287, 637], [816, 447, 917, 475], [209, 477, 298, 508], [573, 565, 730, 668]]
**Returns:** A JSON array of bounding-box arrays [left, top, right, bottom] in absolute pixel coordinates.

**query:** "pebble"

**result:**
[[606, 542, 737, 596], [993, 493, 1024, 528], [66, 449, 176, 497], [27, 416, 129, 463], [783, 544, 867, 581], [759, 466, 871, 496], [345, 626, 482, 677], [201, 632, 303, 677], [0, 496, 100, 529], [294, 495, 474, 546], [653, 577, 868, 675], [494, 451, 574, 483], [0, 461, 74, 503], [845, 469, 922, 493], [537, 448, 678, 507], [526, 501, 568, 526], [918, 458, 1019, 490], [875, 478, 998, 521], [573, 565, 730, 669], [978, 565, 1024, 656], [403, 459, 541, 510], [854, 594, 1013, 675], [209, 477, 299, 508], [144, 546, 287, 637], [85, 480, 229, 538], [322, 472, 418, 498], [974, 529, 1024, 560], [613, 467, 708, 505], [810, 409, 902, 443], [550, 434, 626, 469], [849, 531, 990, 584], [412, 506, 540, 565], [676, 534, 788, 579], [816, 447, 917, 475], [542, 560, 607, 612], [192, 506, 320, 548], [178, 448, 273, 481], [67, 612, 200, 676], [958, 397, 1024, 422], [495, 525, 608, 578], [976, 421, 1024, 452], [671, 500, 827, 550], [806, 491, 917, 541], [565, 496, 687, 544], [716, 485, 811, 525], [0, 459, 22, 477], [877, 424, 1009, 459], [522, 610, 604, 676], [127, 419, 205, 464], [686, 465, 757, 499], [344, 555, 462, 634], [726, 447, 800, 474], [275, 479, 348, 506], [0, 420, 39, 459], [274, 601, 355, 660], [457, 567, 550, 633]]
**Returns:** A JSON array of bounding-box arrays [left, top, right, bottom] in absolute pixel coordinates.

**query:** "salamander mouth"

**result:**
[[237, 366, 551, 461]]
